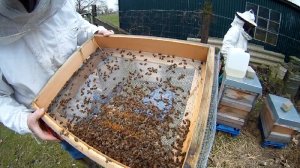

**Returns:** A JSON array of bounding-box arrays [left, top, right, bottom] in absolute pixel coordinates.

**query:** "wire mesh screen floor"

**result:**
[[47, 47, 203, 167]]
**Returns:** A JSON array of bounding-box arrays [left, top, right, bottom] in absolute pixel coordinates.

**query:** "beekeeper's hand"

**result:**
[[96, 29, 114, 36], [27, 108, 59, 141]]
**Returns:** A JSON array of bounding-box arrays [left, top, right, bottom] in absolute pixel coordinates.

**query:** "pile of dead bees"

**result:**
[[48, 48, 202, 167]]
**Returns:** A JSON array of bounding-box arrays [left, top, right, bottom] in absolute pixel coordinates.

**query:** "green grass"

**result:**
[[97, 13, 119, 27], [0, 125, 86, 168]]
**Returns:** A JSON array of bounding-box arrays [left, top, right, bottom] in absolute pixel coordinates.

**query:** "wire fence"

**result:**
[[119, 10, 300, 57], [119, 10, 207, 39]]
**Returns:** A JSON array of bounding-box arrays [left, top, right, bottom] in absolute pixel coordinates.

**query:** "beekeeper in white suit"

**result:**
[[221, 10, 257, 59], [0, 0, 113, 158], [218, 10, 257, 77]]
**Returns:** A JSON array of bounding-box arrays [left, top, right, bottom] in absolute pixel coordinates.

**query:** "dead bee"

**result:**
[[186, 119, 191, 125], [144, 59, 148, 61], [64, 132, 69, 137], [59, 129, 65, 136], [177, 74, 185, 80]]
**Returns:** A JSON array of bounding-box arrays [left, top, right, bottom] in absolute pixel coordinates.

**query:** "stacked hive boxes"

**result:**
[[217, 73, 262, 130], [260, 94, 300, 144]]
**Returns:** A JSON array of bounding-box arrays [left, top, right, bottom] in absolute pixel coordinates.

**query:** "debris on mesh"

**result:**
[[47, 48, 203, 167]]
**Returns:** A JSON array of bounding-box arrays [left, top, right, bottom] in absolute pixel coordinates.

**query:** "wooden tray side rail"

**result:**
[[184, 47, 215, 167], [94, 35, 210, 62]]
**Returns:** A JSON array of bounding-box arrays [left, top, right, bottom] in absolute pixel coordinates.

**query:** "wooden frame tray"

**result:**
[[32, 35, 215, 168]]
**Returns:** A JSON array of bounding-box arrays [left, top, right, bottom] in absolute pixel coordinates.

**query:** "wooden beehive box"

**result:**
[[217, 73, 262, 129], [32, 35, 215, 168], [260, 94, 300, 143]]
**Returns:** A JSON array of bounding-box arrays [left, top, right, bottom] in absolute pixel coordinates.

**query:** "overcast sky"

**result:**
[[104, 0, 118, 10]]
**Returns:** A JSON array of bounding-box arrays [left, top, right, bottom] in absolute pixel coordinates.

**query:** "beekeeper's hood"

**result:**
[[231, 10, 256, 27], [230, 10, 257, 40], [236, 10, 257, 27], [0, 0, 66, 45]]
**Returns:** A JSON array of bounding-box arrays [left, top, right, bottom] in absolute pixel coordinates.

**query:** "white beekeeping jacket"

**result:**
[[0, 0, 107, 134], [220, 16, 252, 58]]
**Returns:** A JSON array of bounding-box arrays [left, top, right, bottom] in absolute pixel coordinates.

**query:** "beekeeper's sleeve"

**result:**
[[220, 26, 240, 58], [0, 70, 32, 134]]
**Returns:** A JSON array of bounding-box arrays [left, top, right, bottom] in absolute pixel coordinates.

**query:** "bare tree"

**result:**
[[76, 0, 98, 14], [97, 0, 109, 14]]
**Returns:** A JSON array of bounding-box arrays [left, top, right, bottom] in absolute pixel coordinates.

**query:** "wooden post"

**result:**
[[200, 0, 212, 44], [91, 4, 97, 25]]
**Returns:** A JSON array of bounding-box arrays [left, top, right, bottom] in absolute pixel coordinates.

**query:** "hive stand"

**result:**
[[216, 123, 240, 137]]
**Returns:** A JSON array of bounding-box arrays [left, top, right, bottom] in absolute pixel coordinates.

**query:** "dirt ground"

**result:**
[[208, 97, 300, 168]]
